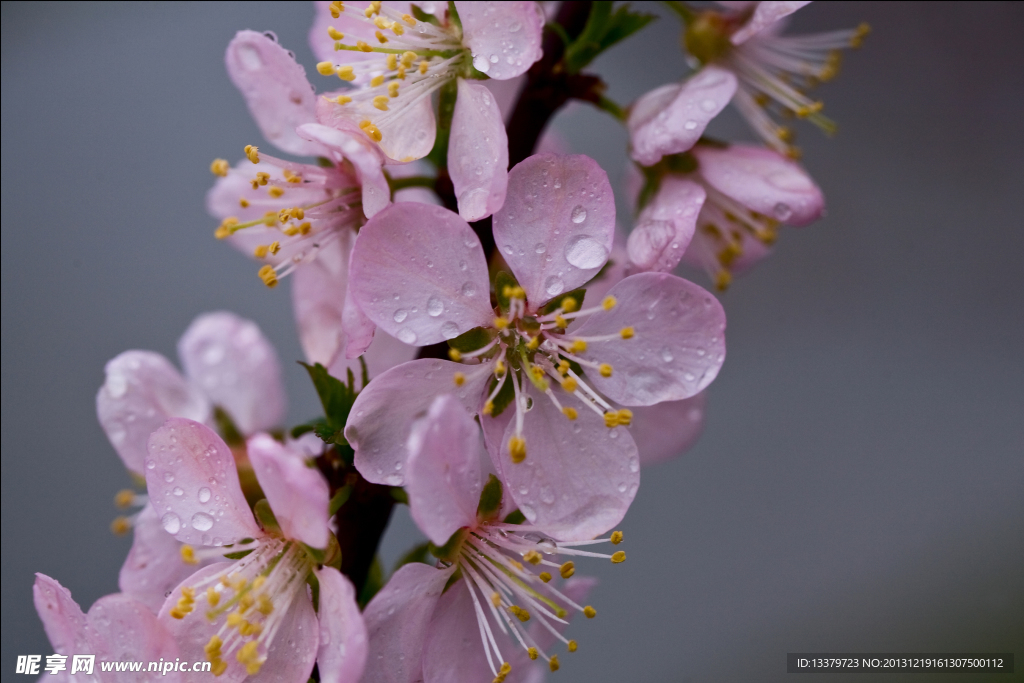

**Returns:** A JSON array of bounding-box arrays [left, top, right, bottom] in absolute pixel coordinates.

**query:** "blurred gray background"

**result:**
[[2, 2, 1022, 681]]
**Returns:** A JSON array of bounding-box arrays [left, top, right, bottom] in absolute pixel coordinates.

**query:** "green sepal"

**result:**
[[449, 326, 496, 353], [564, 2, 658, 74], [254, 498, 281, 535], [316, 156, 335, 168], [212, 406, 244, 446], [494, 271, 519, 313], [302, 534, 341, 570], [306, 571, 321, 611], [299, 362, 359, 445], [503, 509, 526, 525], [446, 0, 463, 35], [329, 486, 352, 516], [222, 548, 255, 560], [539, 287, 587, 316], [411, 4, 439, 25], [426, 78, 459, 169], [357, 555, 385, 608], [429, 527, 468, 563], [391, 487, 409, 505], [476, 474, 504, 523], [393, 541, 432, 572], [487, 373, 515, 418]]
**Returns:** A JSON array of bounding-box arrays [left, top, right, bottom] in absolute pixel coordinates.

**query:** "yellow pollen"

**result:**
[[599, 363, 613, 377], [239, 197, 250, 208], [238, 593, 255, 614], [557, 360, 570, 375], [570, 339, 587, 353], [620, 326, 634, 339], [210, 158, 229, 177], [611, 550, 626, 564], [419, 60, 429, 74], [283, 226, 299, 237], [528, 647, 539, 660], [495, 359, 506, 375], [356, 40, 373, 52], [851, 22, 871, 48], [523, 550, 542, 565], [370, 74, 385, 87], [110, 516, 131, 535], [453, 372, 466, 387], [493, 661, 512, 683], [237, 641, 260, 667], [298, 222, 312, 235], [206, 586, 219, 607], [402, 13, 416, 26], [583, 605, 596, 618], [375, 30, 388, 43], [267, 186, 284, 198], [114, 489, 135, 508], [388, 81, 400, 98], [392, 23, 405, 36], [493, 316, 509, 330], [329, 1, 343, 18], [509, 436, 527, 464], [560, 377, 577, 392], [714, 270, 732, 291], [226, 612, 243, 629], [510, 559, 524, 572], [562, 406, 578, 420], [397, 65, 407, 79], [316, 61, 335, 76], [539, 572, 552, 583], [555, 314, 568, 328], [603, 411, 619, 428], [530, 365, 545, 381], [180, 544, 199, 565], [509, 605, 530, 622], [386, 54, 397, 70], [365, 1, 381, 17], [252, 576, 266, 590], [491, 592, 501, 607], [336, 65, 356, 81], [258, 265, 279, 288], [401, 51, 417, 67], [616, 408, 633, 426], [568, 640, 578, 653], [331, 94, 352, 106], [359, 120, 382, 141], [448, 348, 462, 361], [373, 16, 391, 29], [257, 594, 274, 616], [602, 295, 617, 310], [549, 655, 560, 672], [255, 171, 270, 185], [610, 530, 623, 545], [204, 635, 222, 656], [254, 245, 269, 259], [527, 336, 541, 351], [327, 26, 344, 40], [244, 145, 259, 164], [483, 400, 494, 416], [561, 296, 578, 313], [559, 561, 575, 579]]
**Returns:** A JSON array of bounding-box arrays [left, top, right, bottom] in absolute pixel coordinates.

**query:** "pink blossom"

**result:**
[[34, 573, 180, 682], [344, 153, 726, 537], [310, 1, 544, 221], [361, 395, 605, 683], [149, 419, 367, 683]]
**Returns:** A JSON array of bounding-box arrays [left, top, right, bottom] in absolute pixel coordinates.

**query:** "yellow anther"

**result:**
[[561, 296, 577, 313], [226, 612, 244, 628], [616, 408, 633, 426], [289, 207, 304, 219], [238, 593, 254, 613], [316, 61, 335, 76], [549, 655, 560, 672], [258, 265, 279, 288], [604, 411, 619, 428], [482, 400, 494, 416], [402, 13, 416, 26], [568, 640, 578, 652], [523, 550, 542, 565], [239, 197, 249, 208], [329, 1, 344, 18], [530, 365, 545, 381], [602, 295, 617, 310], [401, 51, 417, 67], [365, 1, 381, 17], [539, 572, 552, 583], [181, 586, 195, 600], [257, 594, 274, 616], [214, 217, 238, 239], [114, 489, 135, 508], [244, 145, 259, 164], [453, 372, 466, 387], [619, 326, 634, 339], [851, 22, 871, 48], [388, 81, 400, 98], [583, 605, 596, 618], [448, 348, 462, 361], [210, 659, 227, 676], [495, 359, 506, 375], [267, 186, 284, 198], [611, 550, 626, 564], [392, 23, 405, 36], [559, 561, 575, 579], [610, 530, 623, 545], [419, 60, 429, 74], [494, 316, 509, 330], [509, 436, 527, 464], [204, 635, 223, 656], [206, 586, 219, 607], [491, 592, 501, 607], [397, 65, 406, 79], [556, 360, 570, 375], [385, 53, 397, 70], [327, 26, 344, 40], [527, 336, 541, 351], [527, 647, 539, 660], [298, 222, 312, 235], [560, 377, 577, 393], [569, 339, 587, 353], [555, 314, 568, 328], [356, 40, 373, 52], [370, 74, 385, 87], [510, 559, 524, 572], [251, 576, 266, 590], [358, 120, 382, 141], [237, 641, 259, 665], [245, 662, 261, 676], [375, 30, 388, 43], [493, 661, 512, 683], [509, 605, 530, 622], [336, 65, 356, 81], [180, 544, 199, 565], [210, 158, 229, 177], [254, 245, 269, 259], [714, 270, 732, 291], [283, 226, 299, 237], [255, 171, 270, 185], [110, 516, 131, 535], [562, 406, 578, 420], [599, 363, 613, 378]]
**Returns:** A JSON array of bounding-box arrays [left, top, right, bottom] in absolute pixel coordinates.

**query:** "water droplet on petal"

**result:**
[[684, 119, 698, 130], [700, 98, 717, 112], [460, 281, 476, 297], [472, 54, 490, 73], [172, 486, 184, 497], [198, 487, 212, 503], [163, 472, 174, 483], [161, 512, 181, 534], [191, 512, 214, 531], [427, 297, 444, 317], [564, 235, 608, 269], [773, 202, 793, 221], [544, 275, 565, 296], [393, 309, 408, 323], [570, 205, 587, 224], [441, 321, 460, 339], [397, 329, 417, 344], [106, 374, 128, 398], [661, 348, 674, 363]]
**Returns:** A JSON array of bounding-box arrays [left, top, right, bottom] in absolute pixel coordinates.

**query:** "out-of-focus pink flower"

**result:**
[[344, 153, 726, 538], [310, 1, 544, 221], [149, 419, 367, 683], [361, 395, 604, 683], [34, 574, 180, 682]]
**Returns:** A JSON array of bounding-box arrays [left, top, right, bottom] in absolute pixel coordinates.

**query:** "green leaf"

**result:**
[[449, 326, 496, 353], [358, 555, 385, 608], [299, 362, 358, 444], [390, 487, 409, 505], [564, 2, 657, 73], [253, 499, 281, 535], [476, 474, 504, 522], [329, 486, 352, 516], [212, 406, 244, 446], [429, 528, 468, 563], [487, 373, 516, 418], [503, 509, 526, 525], [393, 541, 432, 572]]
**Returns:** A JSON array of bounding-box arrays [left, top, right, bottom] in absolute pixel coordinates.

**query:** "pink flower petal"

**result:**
[[309, 2, 414, 69], [349, 203, 493, 346], [119, 503, 206, 613], [627, 177, 706, 272], [178, 311, 286, 435], [315, 568, 369, 683], [628, 67, 737, 166], [33, 574, 90, 656], [346, 359, 493, 486], [730, 1, 812, 44], [88, 593, 180, 679], [455, 1, 544, 80], [448, 79, 509, 222], [249, 588, 319, 683], [297, 122, 390, 217], [694, 144, 824, 226], [495, 382, 639, 541], [406, 395, 483, 545], [225, 31, 323, 157], [328, 330, 418, 383], [292, 234, 353, 368], [248, 434, 331, 549], [492, 154, 615, 306], [362, 563, 455, 683], [316, 90, 437, 163], [629, 392, 707, 466], [97, 350, 211, 475], [343, 274, 378, 359], [145, 418, 260, 546], [574, 273, 727, 406]]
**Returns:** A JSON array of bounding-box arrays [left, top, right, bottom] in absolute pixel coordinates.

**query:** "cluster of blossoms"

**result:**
[[32, 2, 864, 681]]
